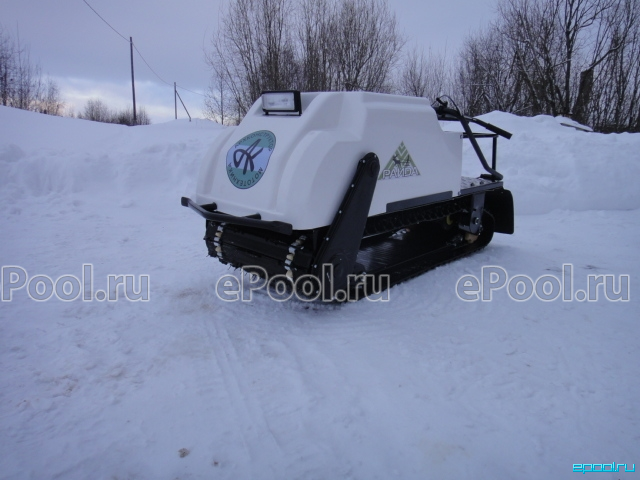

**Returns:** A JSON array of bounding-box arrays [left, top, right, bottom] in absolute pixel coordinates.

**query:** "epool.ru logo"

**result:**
[[573, 462, 635, 474]]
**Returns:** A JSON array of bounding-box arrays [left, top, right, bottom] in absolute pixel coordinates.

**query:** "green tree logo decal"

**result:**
[[378, 142, 421, 180]]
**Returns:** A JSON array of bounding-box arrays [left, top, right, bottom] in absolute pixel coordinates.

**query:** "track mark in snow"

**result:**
[[196, 315, 285, 477]]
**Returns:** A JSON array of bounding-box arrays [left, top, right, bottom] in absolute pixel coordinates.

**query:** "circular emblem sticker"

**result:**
[[226, 130, 276, 189]]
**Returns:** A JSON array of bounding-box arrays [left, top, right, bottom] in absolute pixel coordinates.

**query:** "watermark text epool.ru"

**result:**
[[2, 265, 149, 302], [456, 264, 629, 302]]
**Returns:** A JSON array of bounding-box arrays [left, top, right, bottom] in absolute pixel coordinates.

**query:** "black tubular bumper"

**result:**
[[180, 197, 293, 235]]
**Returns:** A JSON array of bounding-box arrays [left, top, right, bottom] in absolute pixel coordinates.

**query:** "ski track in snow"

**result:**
[[0, 106, 639, 479]]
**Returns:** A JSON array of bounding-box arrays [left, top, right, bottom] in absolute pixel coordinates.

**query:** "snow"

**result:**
[[1, 105, 638, 479], [460, 111, 640, 214], [554, 115, 594, 132]]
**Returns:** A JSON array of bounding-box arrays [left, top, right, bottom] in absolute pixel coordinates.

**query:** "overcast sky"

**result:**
[[2, 0, 498, 123]]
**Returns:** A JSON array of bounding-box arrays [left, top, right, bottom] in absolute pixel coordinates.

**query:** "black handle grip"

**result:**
[[470, 117, 512, 140]]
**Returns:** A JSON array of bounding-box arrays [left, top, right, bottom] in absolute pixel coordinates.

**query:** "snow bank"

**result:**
[[0, 106, 222, 212], [463, 111, 640, 214]]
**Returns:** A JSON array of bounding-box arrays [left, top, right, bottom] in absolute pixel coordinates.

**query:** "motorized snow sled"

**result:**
[[182, 91, 514, 301]]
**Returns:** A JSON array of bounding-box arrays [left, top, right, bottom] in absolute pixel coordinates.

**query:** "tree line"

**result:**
[[76, 99, 151, 126], [458, 0, 640, 132], [205, 0, 404, 125], [1, 25, 150, 125], [0, 25, 64, 116], [205, 0, 640, 133]]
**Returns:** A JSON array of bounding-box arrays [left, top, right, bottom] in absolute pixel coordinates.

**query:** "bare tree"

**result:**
[[577, 0, 640, 129], [112, 105, 151, 126], [455, 0, 639, 131], [205, 0, 298, 121], [497, 0, 633, 116], [0, 24, 64, 116], [205, 0, 404, 121], [13, 42, 39, 110], [205, 65, 236, 125], [81, 99, 112, 123], [79, 98, 151, 125], [331, 0, 404, 92], [398, 46, 450, 101], [35, 76, 64, 116], [0, 26, 16, 106], [297, 0, 338, 91], [455, 25, 529, 116]]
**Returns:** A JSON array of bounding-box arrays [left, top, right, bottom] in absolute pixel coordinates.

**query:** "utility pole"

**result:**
[[174, 82, 177, 120], [130, 36, 137, 125]]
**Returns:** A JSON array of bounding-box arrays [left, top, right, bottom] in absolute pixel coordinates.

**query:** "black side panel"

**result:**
[[312, 153, 380, 291], [485, 188, 514, 234], [386, 191, 452, 213]]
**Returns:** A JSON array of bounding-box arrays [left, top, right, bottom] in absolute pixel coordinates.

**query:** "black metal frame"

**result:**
[[181, 197, 293, 235], [434, 98, 512, 180], [463, 132, 499, 171]]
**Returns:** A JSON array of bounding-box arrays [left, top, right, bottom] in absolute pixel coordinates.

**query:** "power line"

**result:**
[[82, 0, 128, 43], [82, 0, 206, 102], [133, 44, 205, 97], [177, 85, 206, 97], [132, 44, 172, 87]]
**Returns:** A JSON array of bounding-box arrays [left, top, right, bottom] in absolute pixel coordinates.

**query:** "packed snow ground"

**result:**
[[0, 105, 638, 479]]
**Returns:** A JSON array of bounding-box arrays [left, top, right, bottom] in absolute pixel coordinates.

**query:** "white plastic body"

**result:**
[[196, 92, 463, 230]]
